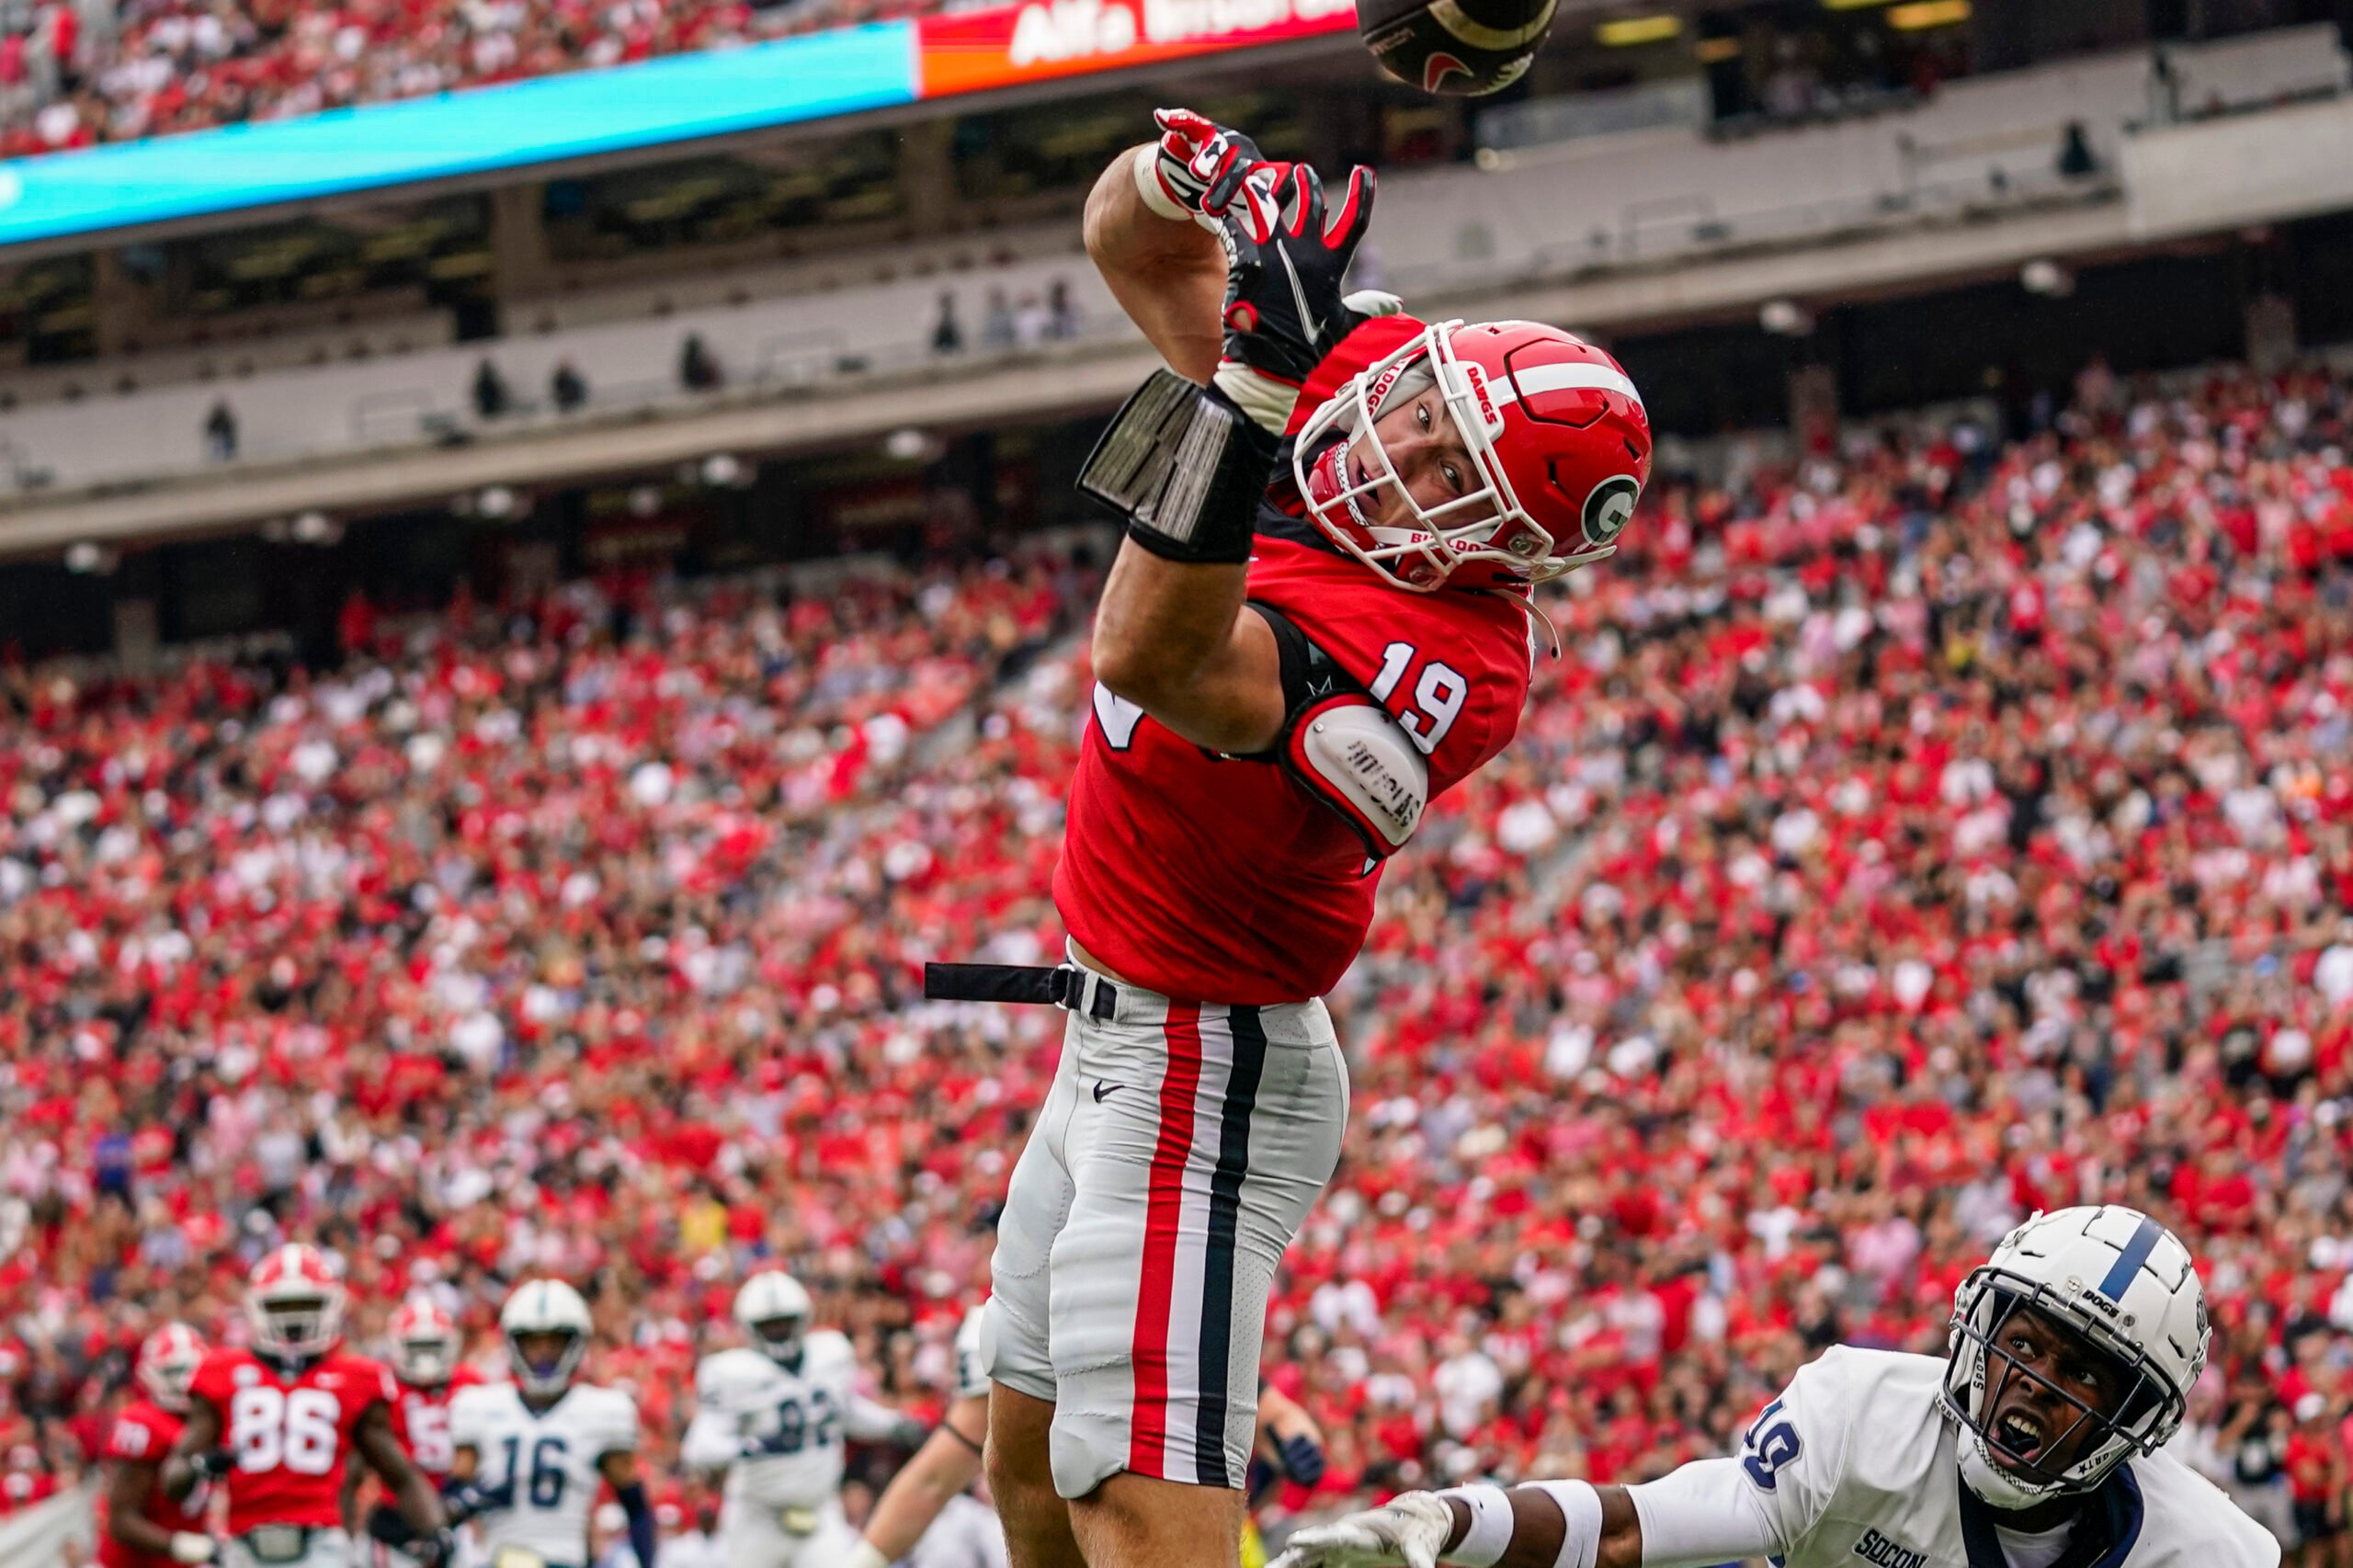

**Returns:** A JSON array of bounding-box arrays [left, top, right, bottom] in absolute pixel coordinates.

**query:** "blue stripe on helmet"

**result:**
[[2097, 1214, 2163, 1301]]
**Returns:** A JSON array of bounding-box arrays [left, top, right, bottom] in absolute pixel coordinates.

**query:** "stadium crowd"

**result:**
[[0, 0, 952, 154], [4, 351, 2353, 1562]]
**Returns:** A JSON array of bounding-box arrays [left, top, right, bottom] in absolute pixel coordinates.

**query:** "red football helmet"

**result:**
[[385, 1298, 462, 1388], [1292, 319, 1652, 592], [135, 1324, 207, 1413], [246, 1244, 347, 1364]]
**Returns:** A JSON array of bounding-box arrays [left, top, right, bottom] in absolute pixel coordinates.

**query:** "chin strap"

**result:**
[[1484, 587, 1562, 659]]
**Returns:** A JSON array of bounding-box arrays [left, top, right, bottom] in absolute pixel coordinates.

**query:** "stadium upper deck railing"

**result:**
[[0, 28, 2343, 528]]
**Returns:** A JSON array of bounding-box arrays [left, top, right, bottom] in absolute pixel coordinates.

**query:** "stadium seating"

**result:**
[[2, 0, 2341, 157], [3, 354, 2352, 1543], [0, 0, 887, 154], [1, 26, 2343, 498]]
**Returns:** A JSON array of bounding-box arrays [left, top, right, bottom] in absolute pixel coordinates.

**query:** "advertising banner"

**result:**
[[0, 25, 919, 248], [915, 0, 1358, 98]]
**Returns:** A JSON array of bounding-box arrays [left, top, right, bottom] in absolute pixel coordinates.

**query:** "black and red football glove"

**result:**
[[1211, 160, 1401, 434]]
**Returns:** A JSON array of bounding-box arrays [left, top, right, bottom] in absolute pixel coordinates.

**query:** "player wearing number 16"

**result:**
[[447, 1279, 656, 1568], [164, 1245, 453, 1568], [946, 106, 1653, 1568]]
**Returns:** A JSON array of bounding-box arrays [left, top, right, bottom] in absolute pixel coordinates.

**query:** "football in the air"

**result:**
[[1356, 0, 1556, 96]]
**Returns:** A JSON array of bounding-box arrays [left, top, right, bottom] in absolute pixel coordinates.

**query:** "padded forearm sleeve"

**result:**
[[1077, 370, 1280, 563]]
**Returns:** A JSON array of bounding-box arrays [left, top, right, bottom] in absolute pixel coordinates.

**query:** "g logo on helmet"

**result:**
[[1582, 475, 1640, 547]]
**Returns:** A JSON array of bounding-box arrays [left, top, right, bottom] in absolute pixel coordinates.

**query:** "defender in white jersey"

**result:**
[[447, 1281, 657, 1568], [679, 1272, 927, 1568], [1276, 1206, 2278, 1568]]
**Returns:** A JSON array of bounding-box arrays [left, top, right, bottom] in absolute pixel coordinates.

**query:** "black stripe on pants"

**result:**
[[1193, 1004, 1267, 1487]]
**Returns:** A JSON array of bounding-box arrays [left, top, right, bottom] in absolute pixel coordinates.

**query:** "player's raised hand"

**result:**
[[1137, 108, 1273, 231], [1211, 160, 1398, 433], [1268, 1491, 1453, 1568]]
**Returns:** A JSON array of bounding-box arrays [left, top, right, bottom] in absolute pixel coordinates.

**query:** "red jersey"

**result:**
[[1058, 511, 1532, 1003], [389, 1365, 482, 1478], [188, 1346, 397, 1534], [99, 1401, 206, 1568]]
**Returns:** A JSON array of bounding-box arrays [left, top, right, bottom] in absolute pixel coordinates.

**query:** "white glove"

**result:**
[[1269, 1492, 1455, 1568], [168, 1533, 217, 1565]]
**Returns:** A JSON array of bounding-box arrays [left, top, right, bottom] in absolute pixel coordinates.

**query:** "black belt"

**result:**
[[924, 962, 1119, 1019]]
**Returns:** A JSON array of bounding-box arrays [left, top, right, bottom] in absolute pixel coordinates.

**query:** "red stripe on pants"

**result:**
[[1129, 1004, 1203, 1476]]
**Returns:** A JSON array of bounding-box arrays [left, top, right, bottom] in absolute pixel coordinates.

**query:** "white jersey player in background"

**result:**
[[447, 1280, 658, 1568], [1275, 1206, 2277, 1568], [680, 1271, 927, 1568]]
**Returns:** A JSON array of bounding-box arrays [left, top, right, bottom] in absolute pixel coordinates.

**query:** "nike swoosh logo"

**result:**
[[1092, 1082, 1124, 1104], [1275, 242, 1322, 347]]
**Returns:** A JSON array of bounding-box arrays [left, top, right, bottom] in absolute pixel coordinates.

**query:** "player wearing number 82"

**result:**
[[447, 1279, 654, 1568], [679, 1271, 931, 1568], [961, 105, 1652, 1568]]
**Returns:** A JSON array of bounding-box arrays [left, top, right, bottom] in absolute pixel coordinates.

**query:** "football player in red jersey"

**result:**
[[946, 110, 1651, 1568], [164, 1245, 453, 1568], [383, 1299, 477, 1480], [104, 1324, 217, 1568], [352, 1299, 479, 1565]]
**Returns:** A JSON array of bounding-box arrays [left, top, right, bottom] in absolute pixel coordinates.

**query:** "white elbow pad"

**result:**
[[1285, 693, 1427, 856], [1251, 599, 1427, 862]]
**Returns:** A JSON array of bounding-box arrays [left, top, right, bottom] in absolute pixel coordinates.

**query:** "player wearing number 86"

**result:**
[[948, 105, 1650, 1568], [446, 1279, 654, 1568], [679, 1272, 931, 1568], [164, 1245, 453, 1568]]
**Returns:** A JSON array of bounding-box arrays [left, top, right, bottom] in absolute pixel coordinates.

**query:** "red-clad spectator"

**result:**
[[1, 361, 2352, 1559]]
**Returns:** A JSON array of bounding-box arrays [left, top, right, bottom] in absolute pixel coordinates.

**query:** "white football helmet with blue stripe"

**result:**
[[1942, 1205, 2208, 1510], [733, 1270, 814, 1366], [500, 1278, 593, 1399]]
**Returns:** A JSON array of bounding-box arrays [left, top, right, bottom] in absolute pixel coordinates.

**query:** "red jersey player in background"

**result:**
[[104, 1324, 216, 1568], [164, 1244, 452, 1568], [943, 107, 1651, 1568], [351, 1299, 479, 1566]]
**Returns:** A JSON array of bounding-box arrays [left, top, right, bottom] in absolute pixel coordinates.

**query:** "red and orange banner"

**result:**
[[915, 0, 1359, 98]]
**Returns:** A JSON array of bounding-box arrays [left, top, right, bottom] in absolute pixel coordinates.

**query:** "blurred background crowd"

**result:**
[[0, 0, 964, 155], [4, 348, 2353, 1559]]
